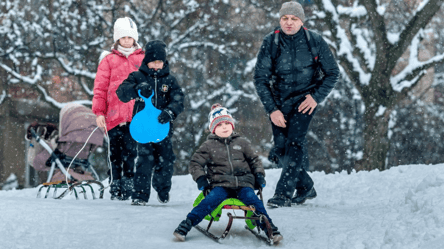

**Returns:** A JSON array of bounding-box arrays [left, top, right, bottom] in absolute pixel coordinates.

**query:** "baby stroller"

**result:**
[[26, 103, 106, 200]]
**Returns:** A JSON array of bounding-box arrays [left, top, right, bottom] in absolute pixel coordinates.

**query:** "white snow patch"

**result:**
[[1, 164, 444, 248], [244, 58, 257, 75], [375, 105, 386, 117], [387, 32, 400, 44]]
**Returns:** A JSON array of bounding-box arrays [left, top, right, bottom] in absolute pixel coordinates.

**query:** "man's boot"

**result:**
[[267, 194, 291, 207], [173, 218, 193, 241], [157, 191, 170, 204], [292, 187, 317, 205]]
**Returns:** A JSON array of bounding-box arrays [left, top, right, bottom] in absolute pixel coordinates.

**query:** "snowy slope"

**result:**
[[1, 164, 444, 249]]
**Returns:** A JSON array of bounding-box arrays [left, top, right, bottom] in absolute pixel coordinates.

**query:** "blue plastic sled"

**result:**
[[130, 90, 170, 144]]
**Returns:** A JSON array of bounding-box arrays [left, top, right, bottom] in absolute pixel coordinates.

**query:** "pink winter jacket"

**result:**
[[92, 49, 145, 131]]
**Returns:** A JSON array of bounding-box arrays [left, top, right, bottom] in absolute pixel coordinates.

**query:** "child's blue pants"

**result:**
[[187, 187, 273, 228]]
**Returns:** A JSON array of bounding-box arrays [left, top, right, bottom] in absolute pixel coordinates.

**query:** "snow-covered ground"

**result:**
[[1, 164, 444, 249]]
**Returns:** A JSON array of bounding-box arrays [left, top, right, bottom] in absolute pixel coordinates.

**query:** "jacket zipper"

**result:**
[[225, 140, 238, 188], [154, 75, 158, 107]]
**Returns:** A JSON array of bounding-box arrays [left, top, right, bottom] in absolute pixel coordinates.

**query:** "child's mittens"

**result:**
[[254, 173, 266, 190], [158, 109, 174, 124], [196, 176, 210, 195], [135, 82, 152, 97]]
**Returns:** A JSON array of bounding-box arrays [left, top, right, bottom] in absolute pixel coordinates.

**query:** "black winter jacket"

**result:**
[[116, 61, 184, 120], [254, 28, 339, 115]]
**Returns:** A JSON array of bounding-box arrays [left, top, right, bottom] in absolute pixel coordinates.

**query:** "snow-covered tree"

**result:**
[[310, 0, 444, 171], [0, 0, 275, 174]]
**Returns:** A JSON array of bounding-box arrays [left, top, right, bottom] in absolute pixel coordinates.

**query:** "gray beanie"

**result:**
[[279, 1, 305, 22]]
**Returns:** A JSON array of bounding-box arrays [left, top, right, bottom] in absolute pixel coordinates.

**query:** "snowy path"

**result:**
[[1, 164, 444, 249]]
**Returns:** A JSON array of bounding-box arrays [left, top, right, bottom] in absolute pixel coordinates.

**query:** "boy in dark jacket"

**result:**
[[173, 104, 283, 243], [116, 40, 184, 205]]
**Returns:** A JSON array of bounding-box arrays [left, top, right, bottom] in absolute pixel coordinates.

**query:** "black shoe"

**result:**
[[267, 195, 291, 207], [110, 179, 122, 200], [292, 187, 317, 205], [131, 198, 147, 206], [120, 176, 133, 201], [173, 218, 193, 241], [157, 191, 169, 204]]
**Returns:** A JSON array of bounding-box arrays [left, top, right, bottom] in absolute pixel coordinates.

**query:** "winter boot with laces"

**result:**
[[292, 187, 317, 205], [267, 194, 291, 207], [109, 179, 122, 200], [120, 176, 134, 201], [173, 218, 193, 241]]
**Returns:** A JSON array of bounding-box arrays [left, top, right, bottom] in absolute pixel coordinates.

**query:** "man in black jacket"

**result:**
[[254, 1, 339, 207]]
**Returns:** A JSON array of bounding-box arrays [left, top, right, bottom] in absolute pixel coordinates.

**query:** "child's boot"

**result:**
[[120, 176, 133, 201], [270, 223, 283, 244], [109, 179, 122, 200], [173, 218, 193, 241]]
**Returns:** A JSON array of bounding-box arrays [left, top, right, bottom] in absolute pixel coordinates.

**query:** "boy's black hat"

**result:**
[[143, 40, 167, 64]]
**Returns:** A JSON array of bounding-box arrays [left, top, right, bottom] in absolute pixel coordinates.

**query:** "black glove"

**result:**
[[135, 82, 152, 98], [196, 176, 210, 195], [158, 109, 174, 124], [254, 173, 266, 190]]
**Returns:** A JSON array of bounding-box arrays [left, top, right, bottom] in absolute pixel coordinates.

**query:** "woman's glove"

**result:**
[[135, 82, 152, 97], [254, 173, 266, 190]]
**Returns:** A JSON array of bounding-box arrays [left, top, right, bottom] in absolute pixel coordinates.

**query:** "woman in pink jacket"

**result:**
[[92, 17, 144, 201]]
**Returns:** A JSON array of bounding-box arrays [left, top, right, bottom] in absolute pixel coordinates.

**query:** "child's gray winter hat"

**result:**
[[208, 103, 235, 134], [279, 1, 305, 22]]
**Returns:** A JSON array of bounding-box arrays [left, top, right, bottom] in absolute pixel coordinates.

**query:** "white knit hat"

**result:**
[[208, 103, 235, 134], [113, 17, 139, 42]]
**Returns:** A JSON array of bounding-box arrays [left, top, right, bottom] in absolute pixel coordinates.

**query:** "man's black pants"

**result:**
[[271, 108, 315, 198]]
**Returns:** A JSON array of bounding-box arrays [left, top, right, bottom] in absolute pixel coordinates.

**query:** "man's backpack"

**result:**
[[269, 26, 325, 106]]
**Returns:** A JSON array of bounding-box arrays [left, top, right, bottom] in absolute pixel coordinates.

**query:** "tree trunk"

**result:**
[[360, 105, 391, 171]]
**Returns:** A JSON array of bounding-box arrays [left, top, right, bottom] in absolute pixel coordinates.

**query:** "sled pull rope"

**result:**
[[65, 125, 112, 192]]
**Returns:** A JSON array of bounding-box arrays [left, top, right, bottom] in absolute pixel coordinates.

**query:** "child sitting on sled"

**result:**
[[116, 40, 184, 205], [173, 104, 283, 243]]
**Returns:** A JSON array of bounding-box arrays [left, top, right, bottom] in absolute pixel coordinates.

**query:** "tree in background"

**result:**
[[0, 0, 280, 176], [311, 0, 444, 171], [1, 0, 444, 180]]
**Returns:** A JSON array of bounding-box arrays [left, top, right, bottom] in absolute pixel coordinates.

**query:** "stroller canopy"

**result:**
[[58, 103, 104, 146]]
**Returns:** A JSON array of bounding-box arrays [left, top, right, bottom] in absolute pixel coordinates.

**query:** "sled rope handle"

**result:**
[[65, 125, 112, 192]]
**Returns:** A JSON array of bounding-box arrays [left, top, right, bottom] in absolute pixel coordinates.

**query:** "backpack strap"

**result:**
[[271, 28, 280, 63], [303, 27, 319, 65]]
